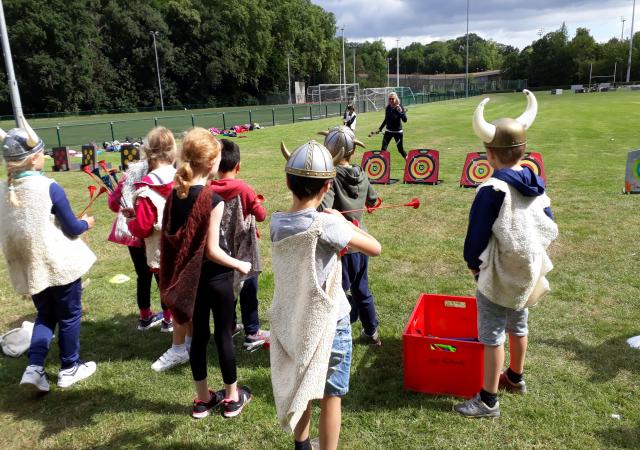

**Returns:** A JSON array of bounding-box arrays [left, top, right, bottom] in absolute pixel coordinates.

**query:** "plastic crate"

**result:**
[[403, 293, 484, 398]]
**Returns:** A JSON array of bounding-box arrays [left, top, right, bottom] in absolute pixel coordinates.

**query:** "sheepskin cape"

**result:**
[[477, 177, 558, 310], [269, 215, 341, 433], [0, 176, 96, 295]]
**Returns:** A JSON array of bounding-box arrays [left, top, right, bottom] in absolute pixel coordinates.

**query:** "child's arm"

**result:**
[[127, 197, 156, 239], [324, 208, 381, 257], [248, 190, 267, 222], [50, 183, 94, 236], [206, 201, 252, 274], [365, 183, 378, 207], [463, 186, 504, 273], [107, 176, 126, 213]]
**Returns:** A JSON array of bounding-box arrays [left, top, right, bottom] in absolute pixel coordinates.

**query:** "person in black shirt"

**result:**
[[378, 91, 408, 159]]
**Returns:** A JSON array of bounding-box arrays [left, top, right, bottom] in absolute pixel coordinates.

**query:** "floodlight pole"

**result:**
[[396, 39, 400, 87], [0, 0, 23, 126], [150, 31, 164, 112], [622, 17, 627, 41], [352, 45, 356, 83], [465, 0, 470, 98], [387, 58, 390, 87], [287, 54, 292, 105], [627, 0, 636, 82], [341, 28, 346, 98]]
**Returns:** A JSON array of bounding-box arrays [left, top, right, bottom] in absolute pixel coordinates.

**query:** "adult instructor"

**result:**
[[378, 91, 408, 159]]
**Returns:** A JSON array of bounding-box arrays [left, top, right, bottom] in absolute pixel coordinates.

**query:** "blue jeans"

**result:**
[[29, 279, 83, 369], [342, 252, 379, 335], [324, 315, 352, 397]]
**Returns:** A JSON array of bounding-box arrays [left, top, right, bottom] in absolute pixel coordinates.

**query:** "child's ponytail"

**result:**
[[175, 128, 220, 199], [5, 157, 34, 207], [175, 161, 194, 199]]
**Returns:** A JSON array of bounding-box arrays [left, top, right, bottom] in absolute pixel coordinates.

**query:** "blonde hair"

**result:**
[[5, 153, 39, 207], [175, 127, 220, 199], [143, 127, 177, 170]]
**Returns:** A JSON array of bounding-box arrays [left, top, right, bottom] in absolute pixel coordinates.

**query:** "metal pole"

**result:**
[[352, 45, 356, 83], [614, 61, 618, 85], [396, 39, 400, 87], [627, 0, 636, 82], [589, 62, 593, 91], [622, 17, 627, 40], [0, 0, 23, 126], [287, 55, 292, 105], [387, 58, 390, 86], [465, 0, 470, 98], [341, 28, 346, 99], [150, 31, 164, 112]]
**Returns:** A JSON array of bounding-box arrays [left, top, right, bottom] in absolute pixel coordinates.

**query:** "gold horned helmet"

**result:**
[[472, 90, 538, 148], [317, 125, 365, 162]]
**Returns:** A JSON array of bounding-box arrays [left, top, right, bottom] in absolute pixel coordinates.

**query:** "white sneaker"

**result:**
[[57, 361, 97, 388], [20, 365, 50, 393], [151, 346, 189, 372]]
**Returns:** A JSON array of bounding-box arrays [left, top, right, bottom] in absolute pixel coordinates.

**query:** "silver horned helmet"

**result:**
[[0, 115, 44, 161], [472, 89, 538, 148], [280, 140, 336, 179], [317, 125, 365, 162]]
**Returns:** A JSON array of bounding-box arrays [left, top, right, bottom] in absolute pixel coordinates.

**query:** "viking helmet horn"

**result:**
[[0, 128, 7, 142], [515, 89, 537, 130], [353, 138, 365, 148], [280, 141, 291, 161], [317, 130, 329, 136], [18, 115, 40, 148], [472, 98, 496, 144]]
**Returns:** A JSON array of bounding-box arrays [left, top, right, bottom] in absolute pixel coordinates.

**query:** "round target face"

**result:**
[[123, 149, 129, 157], [127, 154, 134, 161], [407, 155, 435, 181], [633, 159, 640, 180], [467, 159, 493, 183], [363, 156, 387, 181], [520, 158, 542, 176]]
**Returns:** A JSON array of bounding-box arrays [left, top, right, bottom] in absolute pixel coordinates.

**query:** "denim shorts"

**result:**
[[324, 315, 352, 397], [477, 290, 529, 346]]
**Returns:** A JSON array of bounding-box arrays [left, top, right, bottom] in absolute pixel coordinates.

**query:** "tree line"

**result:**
[[0, 0, 638, 116]]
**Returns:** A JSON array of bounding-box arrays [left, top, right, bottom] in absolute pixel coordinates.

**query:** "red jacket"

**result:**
[[209, 178, 266, 222], [127, 175, 174, 239]]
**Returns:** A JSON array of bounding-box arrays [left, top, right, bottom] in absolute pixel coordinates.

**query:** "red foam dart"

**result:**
[[88, 185, 97, 199], [341, 197, 421, 215], [256, 194, 265, 203]]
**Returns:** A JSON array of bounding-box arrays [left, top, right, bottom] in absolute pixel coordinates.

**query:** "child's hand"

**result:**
[[121, 207, 135, 219], [81, 214, 96, 229], [236, 261, 252, 275]]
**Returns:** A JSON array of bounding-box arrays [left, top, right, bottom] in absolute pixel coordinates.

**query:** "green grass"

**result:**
[[1, 91, 639, 449]]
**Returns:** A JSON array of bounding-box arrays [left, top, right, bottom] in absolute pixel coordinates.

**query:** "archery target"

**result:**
[[403, 149, 440, 184], [521, 152, 546, 182], [81, 144, 96, 169], [361, 150, 391, 184], [120, 143, 140, 171], [466, 156, 493, 184], [624, 149, 640, 193], [52, 147, 69, 171]]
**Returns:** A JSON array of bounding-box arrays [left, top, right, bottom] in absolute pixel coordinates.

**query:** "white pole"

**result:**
[[352, 45, 356, 83], [0, 0, 23, 125], [465, 0, 470, 98], [614, 61, 618, 85], [287, 55, 292, 104], [622, 17, 627, 41], [589, 62, 593, 91], [387, 58, 390, 87], [627, 0, 636, 82], [341, 28, 346, 99], [396, 39, 400, 87], [151, 31, 164, 112]]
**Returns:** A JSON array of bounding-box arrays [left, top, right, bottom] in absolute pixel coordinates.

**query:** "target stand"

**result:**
[[81, 144, 97, 170], [460, 151, 547, 188], [623, 149, 640, 194], [52, 147, 70, 172], [361, 150, 398, 184], [120, 143, 141, 171], [403, 149, 441, 184]]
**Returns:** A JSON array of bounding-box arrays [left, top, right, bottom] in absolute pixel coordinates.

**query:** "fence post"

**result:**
[[109, 121, 115, 141], [249, 110, 252, 124], [154, 117, 158, 127], [222, 112, 226, 130], [191, 114, 195, 127], [325, 104, 328, 118], [291, 106, 295, 124], [309, 105, 313, 120], [56, 125, 62, 147], [272, 108, 275, 127]]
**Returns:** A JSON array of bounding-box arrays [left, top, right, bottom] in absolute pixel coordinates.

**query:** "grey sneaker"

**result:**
[[361, 328, 382, 346], [499, 371, 527, 394], [454, 394, 500, 418]]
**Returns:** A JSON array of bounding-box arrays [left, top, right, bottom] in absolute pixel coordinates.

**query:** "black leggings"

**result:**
[[190, 272, 237, 384], [381, 131, 406, 158], [128, 246, 166, 311]]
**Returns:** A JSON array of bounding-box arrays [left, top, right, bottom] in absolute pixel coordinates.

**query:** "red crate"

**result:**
[[403, 293, 484, 398]]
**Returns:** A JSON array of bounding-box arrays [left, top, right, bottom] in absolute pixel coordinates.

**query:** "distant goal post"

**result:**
[[307, 83, 359, 104]]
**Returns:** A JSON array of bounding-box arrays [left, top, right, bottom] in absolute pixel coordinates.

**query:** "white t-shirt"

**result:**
[[344, 111, 357, 131]]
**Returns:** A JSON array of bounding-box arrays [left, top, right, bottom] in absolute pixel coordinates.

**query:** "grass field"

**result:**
[[1, 90, 639, 449]]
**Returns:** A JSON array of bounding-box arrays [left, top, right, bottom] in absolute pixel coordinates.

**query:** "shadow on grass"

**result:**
[[542, 335, 640, 382], [4, 313, 35, 330], [597, 425, 640, 449]]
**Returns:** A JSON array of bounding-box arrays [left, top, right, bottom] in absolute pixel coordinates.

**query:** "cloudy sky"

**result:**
[[312, 0, 637, 49]]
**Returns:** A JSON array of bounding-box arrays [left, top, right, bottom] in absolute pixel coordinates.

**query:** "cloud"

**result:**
[[314, 0, 635, 49]]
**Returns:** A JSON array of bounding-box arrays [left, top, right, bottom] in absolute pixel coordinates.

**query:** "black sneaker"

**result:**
[[137, 312, 163, 331], [223, 386, 252, 418], [192, 389, 225, 419]]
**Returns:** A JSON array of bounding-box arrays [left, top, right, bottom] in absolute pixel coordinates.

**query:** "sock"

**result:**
[[480, 389, 498, 408], [506, 367, 523, 384], [294, 438, 312, 450], [172, 343, 187, 354], [140, 308, 153, 320], [162, 309, 172, 322]]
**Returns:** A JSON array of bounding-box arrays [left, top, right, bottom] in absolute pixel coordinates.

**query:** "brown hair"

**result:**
[[5, 153, 40, 207], [143, 127, 176, 170], [175, 127, 220, 199], [487, 144, 526, 166]]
